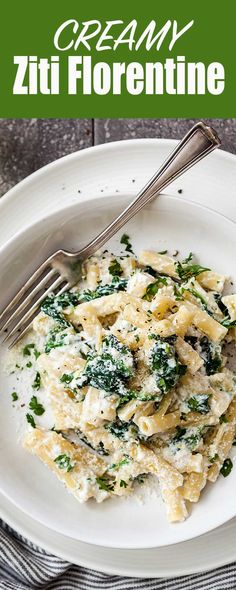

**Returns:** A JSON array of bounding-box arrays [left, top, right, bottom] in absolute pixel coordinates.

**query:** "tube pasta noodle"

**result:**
[[137, 411, 180, 436], [11, 245, 236, 523]]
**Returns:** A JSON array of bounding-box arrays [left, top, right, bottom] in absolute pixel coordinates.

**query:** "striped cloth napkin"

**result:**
[[0, 521, 236, 589]]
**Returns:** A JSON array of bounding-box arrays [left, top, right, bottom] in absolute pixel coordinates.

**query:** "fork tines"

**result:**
[[0, 261, 69, 348]]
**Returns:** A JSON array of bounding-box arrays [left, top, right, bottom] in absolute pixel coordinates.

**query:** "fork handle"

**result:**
[[75, 122, 220, 260]]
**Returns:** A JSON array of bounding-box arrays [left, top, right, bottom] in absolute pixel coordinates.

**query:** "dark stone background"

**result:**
[[0, 119, 235, 197]]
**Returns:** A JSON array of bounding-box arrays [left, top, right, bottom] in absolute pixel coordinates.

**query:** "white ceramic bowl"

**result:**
[[0, 193, 236, 549]]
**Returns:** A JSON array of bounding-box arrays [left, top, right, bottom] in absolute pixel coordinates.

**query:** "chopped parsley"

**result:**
[[23, 343, 35, 356], [182, 252, 193, 264], [220, 458, 233, 477], [175, 256, 210, 281], [120, 480, 127, 488], [32, 371, 41, 390], [29, 395, 45, 416], [108, 456, 131, 470], [96, 476, 115, 492], [22, 343, 40, 361], [108, 259, 122, 277], [173, 284, 184, 301], [54, 454, 74, 472], [187, 288, 209, 309], [142, 277, 167, 301], [60, 373, 74, 384], [209, 453, 219, 463], [120, 233, 133, 253], [187, 394, 210, 414], [26, 413, 36, 428], [158, 250, 167, 255], [26, 361, 33, 368], [11, 391, 18, 402]]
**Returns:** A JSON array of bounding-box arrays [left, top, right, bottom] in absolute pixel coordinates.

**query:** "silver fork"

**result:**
[[0, 122, 220, 348]]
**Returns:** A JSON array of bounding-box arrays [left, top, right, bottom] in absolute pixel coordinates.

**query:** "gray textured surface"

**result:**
[[94, 119, 236, 151], [0, 118, 235, 197], [0, 119, 92, 197]]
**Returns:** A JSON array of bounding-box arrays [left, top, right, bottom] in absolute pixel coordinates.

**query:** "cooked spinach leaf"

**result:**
[[214, 293, 228, 315], [45, 327, 68, 353], [200, 336, 222, 375], [75, 335, 134, 396], [219, 414, 228, 424], [172, 426, 202, 451], [221, 317, 236, 328], [117, 389, 157, 408], [108, 259, 122, 276], [105, 419, 135, 440], [41, 291, 79, 326], [76, 430, 110, 456], [142, 266, 159, 278], [213, 294, 236, 327], [220, 458, 233, 477], [79, 276, 127, 302], [149, 337, 186, 395], [187, 394, 210, 414]]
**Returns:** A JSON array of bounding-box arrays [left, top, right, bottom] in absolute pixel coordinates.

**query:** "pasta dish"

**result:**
[[14, 240, 236, 522]]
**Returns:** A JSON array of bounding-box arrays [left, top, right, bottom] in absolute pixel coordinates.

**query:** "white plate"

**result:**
[[1, 492, 236, 579], [1, 192, 236, 549], [0, 138, 236, 575], [0, 138, 236, 247]]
